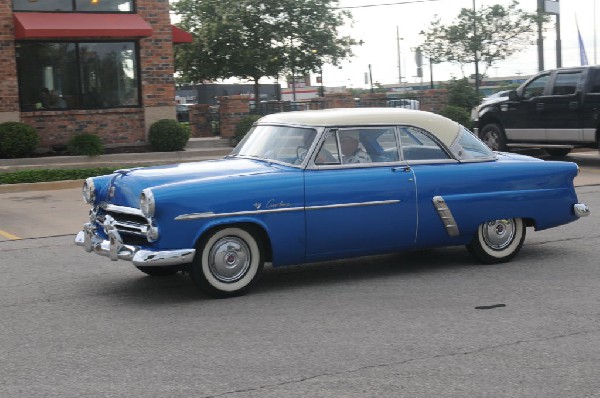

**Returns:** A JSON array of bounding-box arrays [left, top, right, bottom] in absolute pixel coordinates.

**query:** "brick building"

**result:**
[[0, 0, 191, 149]]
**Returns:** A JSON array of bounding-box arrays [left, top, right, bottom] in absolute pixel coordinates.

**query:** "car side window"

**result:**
[[315, 131, 341, 165], [315, 128, 399, 165], [399, 126, 450, 161], [522, 74, 550, 99], [552, 72, 581, 95]]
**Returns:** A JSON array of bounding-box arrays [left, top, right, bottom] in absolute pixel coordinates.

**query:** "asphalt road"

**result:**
[[0, 176, 599, 395]]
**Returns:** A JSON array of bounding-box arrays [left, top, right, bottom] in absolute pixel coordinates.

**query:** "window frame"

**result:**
[[551, 71, 583, 96], [397, 125, 457, 164], [15, 39, 142, 112], [12, 0, 136, 13]]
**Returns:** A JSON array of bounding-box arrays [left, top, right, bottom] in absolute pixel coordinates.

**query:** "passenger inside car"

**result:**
[[340, 133, 371, 164]]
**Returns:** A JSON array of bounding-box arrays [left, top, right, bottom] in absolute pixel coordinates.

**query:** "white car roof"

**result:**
[[257, 108, 461, 147]]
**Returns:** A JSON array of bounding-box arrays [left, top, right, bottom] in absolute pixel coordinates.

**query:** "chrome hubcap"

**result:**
[[208, 236, 251, 283], [482, 219, 515, 250]]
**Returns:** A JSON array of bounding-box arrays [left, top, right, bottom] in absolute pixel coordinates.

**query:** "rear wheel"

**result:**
[[545, 148, 571, 157], [190, 227, 264, 298], [467, 218, 526, 264], [479, 123, 507, 152]]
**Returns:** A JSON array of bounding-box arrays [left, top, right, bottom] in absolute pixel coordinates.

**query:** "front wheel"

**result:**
[[479, 123, 507, 152], [467, 218, 526, 264], [190, 227, 264, 298]]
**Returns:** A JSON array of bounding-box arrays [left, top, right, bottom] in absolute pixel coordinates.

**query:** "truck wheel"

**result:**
[[467, 218, 526, 264], [190, 227, 264, 298], [479, 123, 507, 152]]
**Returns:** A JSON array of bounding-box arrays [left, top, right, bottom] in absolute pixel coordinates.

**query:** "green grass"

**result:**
[[0, 167, 127, 185]]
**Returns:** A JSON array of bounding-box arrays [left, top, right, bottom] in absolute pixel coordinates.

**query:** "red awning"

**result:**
[[172, 25, 193, 44], [13, 12, 153, 39]]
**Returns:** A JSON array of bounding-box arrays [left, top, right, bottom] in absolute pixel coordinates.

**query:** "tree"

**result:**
[[419, 1, 546, 85], [444, 77, 481, 111], [172, 0, 356, 102]]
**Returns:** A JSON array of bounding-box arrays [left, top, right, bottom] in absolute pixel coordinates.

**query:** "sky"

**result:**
[[322, 0, 600, 88], [171, 0, 600, 88]]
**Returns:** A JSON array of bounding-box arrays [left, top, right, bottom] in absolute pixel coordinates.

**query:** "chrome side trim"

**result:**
[[175, 206, 303, 221], [432, 196, 460, 237], [174, 200, 401, 221], [583, 128, 595, 142], [305, 200, 400, 211], [574, 203, 590, 218]]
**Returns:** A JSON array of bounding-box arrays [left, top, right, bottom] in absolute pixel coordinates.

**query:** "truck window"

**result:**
[[589, 70, 600, 93], [522, 74, 550, 99], [552, 72, 581, 95]]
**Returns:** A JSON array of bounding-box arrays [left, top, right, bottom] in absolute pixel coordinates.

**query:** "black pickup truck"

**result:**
[[474, 66, 600, 156]]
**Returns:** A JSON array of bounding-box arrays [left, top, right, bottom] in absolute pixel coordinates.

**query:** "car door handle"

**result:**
[[569, 101, 579, 110], [536, 103, 544, 111], [392, 166, 411, 172]]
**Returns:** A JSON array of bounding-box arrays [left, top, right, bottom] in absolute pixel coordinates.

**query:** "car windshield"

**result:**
[[230, 125, 318, 165], [450, 127, 495, 160]]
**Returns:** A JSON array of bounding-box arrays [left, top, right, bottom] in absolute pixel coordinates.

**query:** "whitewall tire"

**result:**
[[190, 227, 264, 298], [467, 218, 526, 264]]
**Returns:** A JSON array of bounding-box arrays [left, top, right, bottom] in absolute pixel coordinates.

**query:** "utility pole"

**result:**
[[472, 0, 479, 96], [595, 0, 598, 64], [537, 0, 545, 71], [396, 26, 403, 85], [556, 6, 562, 68]]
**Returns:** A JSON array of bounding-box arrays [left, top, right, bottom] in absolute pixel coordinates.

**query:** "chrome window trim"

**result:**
[[448, 127, 497, 162], [174, 200, 401, 221], [405, 159, 461, 165]]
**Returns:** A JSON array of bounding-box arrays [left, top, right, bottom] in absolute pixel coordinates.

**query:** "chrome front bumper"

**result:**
[[75, 223, 195, 267], [574, 203, 590, 218]]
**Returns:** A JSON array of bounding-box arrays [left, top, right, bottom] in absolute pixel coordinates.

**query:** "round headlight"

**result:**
[[140, 189, 155, 218], [82, 178, 96, 204]]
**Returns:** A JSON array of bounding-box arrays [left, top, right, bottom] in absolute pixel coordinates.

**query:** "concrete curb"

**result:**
[[0, 148, 231, 173], [0, 179, 83, 194]]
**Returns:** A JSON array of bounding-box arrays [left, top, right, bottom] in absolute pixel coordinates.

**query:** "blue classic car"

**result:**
[[75, 108, 590, 297]]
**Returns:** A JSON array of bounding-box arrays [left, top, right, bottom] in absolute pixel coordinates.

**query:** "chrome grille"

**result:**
[[97, 204, 151, 244]]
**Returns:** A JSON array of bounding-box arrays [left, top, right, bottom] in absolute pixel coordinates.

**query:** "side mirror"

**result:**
[[508, 90, 519, 101]]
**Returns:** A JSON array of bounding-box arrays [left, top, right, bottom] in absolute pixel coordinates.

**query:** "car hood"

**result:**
[[105, 157, 283, 208]]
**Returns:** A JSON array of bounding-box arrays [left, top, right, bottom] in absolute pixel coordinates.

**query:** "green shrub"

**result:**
[[232, 115, 262, 146], [148, 119, 190, 151], [0, 122, 40, 158], [67, 133, 104, 156], [439, 105, 472, 129], [0, 167, 129, 184]]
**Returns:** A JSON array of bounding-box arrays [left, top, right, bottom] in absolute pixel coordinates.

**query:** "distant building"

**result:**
[[0, 0, 192, 149]]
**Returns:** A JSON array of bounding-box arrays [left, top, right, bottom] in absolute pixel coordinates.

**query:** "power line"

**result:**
[[338, 0, 441, 9]]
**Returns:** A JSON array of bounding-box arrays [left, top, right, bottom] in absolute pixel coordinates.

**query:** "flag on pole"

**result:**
[[577, 21, 589, 66]]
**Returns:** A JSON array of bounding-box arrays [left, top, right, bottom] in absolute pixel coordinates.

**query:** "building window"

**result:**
[[12, 0, 133, 12], [16, 42, 140, 111]]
